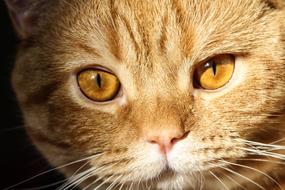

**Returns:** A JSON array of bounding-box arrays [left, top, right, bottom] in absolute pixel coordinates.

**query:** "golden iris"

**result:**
[[194, 55, 235, 90], [78, 69, 120, 102]]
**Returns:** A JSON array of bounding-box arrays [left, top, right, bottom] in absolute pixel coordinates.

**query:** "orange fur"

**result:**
[[7, 0, 285, 189]]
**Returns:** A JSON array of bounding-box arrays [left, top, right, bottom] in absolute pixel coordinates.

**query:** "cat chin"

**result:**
[[154, 172, 209, 190], [155, 176, 195, 190], [154, 172, 229, 190]]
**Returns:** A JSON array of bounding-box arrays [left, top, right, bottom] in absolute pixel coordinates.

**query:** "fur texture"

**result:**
[[6, 0, 285, 189]]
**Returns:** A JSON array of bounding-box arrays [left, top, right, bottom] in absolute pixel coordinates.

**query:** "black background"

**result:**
[[0, 1, 65, 189]]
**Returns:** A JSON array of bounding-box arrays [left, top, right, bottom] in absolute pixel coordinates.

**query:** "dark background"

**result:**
[[0, 1, 65, 189]]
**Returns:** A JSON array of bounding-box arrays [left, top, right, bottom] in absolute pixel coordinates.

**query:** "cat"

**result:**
[[5, 0, 285, 189]]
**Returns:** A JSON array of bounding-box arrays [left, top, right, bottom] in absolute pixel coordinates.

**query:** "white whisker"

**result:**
[[270, 137, 285, 145], [81, 165, 114, 190], [3, 153, 103, 190], [94, 175, 115, 190], [209, 171, 229, 190], [60, 162, 115, 190], [221, 160, 282, 190], [128, 181, 134, 190], [237, 158, 285, 166], [220, 171, 247, 190], [82, 160, 126, 190], [19, 179, 67, 190], [58, 167, 97, 190], [198, 171, 205, 190], [239, 147, 285, 160], [137, 175, 143, 190], [118, 181, 125, 190], [71, 160, 92, 178], [236, 139, 285, 151], [106, 175, 123, 190], [219, 165, 266, 190]]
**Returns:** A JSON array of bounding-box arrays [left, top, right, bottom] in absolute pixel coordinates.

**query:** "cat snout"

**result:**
[[144, 126, 189, 154]]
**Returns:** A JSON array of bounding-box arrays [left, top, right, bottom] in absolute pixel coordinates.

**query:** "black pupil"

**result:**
[[95, 73, 102, 88], [212, 61, 217, 75]]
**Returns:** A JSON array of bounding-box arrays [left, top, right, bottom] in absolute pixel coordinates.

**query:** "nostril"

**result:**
[[145, 130, 190, 154], [146, 131, 190, 147], [170, 131, 190, 144], [146, 135, 161, 145], [170, 137, 178, 145], [148, 139, 158, 144]]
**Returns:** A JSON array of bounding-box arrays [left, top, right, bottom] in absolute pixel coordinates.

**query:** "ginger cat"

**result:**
[[5, 0, 285, 189]]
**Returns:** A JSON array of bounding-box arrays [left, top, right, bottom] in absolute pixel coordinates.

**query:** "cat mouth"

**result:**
[[158, 165, 176, 179]]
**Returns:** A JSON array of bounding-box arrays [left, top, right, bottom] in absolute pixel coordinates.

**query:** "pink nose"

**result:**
[[145, 126, 188, 154]]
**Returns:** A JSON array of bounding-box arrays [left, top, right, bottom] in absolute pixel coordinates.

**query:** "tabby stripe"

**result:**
[[108, 0, 122, 61], [31, 131, 71, 149], [133, 14, 152, 61], [170, 0, 187, 30], [98, 158, 132, 168], [159, 14, 169, 54], [120, 15, 140, 58], [262, 0, 280, 9], [170, 0, 193, 57], [25, 81, 60, 105], [76, 43, 101, 57]]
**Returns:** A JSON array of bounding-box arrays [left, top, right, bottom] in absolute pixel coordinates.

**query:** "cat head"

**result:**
[[7, 0, 285, 189]]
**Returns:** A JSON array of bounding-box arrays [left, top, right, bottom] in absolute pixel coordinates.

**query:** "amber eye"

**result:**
[[194, 55, 235, 90], [77, 69, 120, 102]]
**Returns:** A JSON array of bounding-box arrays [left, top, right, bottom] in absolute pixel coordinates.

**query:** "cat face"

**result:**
[[7, 0, 285, 189]]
